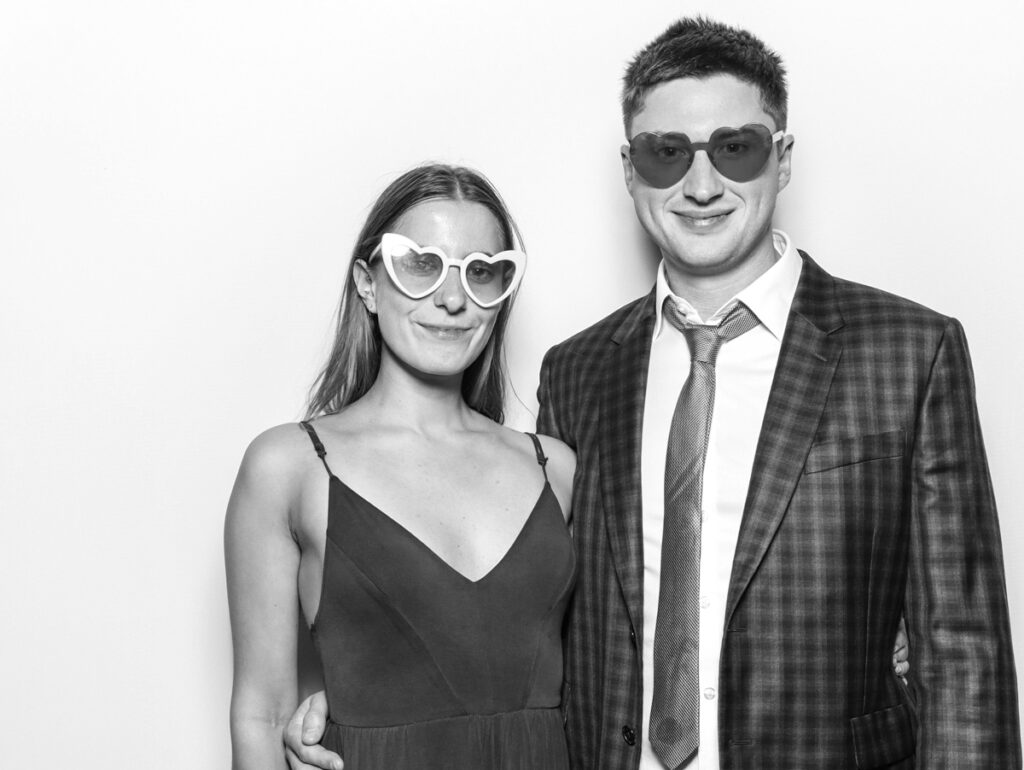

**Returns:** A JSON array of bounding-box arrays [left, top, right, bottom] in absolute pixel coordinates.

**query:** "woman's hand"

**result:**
[[893, 616, 910, 680], [283, 691, 343, 770]]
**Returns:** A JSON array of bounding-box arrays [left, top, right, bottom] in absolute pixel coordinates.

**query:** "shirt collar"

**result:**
[[653, 229, 802, 341]]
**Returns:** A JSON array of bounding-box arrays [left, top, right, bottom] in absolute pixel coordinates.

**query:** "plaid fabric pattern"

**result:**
[[538, 253, 1021, 769]]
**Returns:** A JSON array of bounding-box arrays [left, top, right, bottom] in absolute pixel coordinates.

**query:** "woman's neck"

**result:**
[[359, 355, 479, 436]]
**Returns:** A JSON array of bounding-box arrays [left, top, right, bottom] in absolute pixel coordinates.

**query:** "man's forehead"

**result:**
[[630, 74, 772, 136]]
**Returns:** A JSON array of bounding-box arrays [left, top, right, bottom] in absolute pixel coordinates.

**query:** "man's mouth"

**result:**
[[677, 211, 731, 229]]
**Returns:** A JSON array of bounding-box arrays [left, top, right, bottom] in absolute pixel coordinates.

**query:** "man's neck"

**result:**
[[664, 239, 780, 320]]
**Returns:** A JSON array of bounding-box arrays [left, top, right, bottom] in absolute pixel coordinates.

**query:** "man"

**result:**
[[284, 16, 1020, 769]]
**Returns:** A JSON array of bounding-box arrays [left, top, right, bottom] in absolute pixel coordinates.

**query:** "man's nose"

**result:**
[[681, 151, 725, 203], [433, 267, 468, 312]]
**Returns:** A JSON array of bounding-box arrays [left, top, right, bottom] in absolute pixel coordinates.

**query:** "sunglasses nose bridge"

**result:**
[[681, 148, 726, 199], [432, 265, 469, 310]]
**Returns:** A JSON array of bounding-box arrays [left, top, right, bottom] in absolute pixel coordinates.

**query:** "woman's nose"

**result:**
[[433, 267, 468, 312]]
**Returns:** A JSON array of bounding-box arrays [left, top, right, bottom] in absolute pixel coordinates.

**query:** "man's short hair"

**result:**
[[621, 16, 788, 134]]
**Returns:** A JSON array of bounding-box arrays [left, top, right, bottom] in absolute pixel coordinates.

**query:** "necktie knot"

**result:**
[[664, 301, 760, 364]]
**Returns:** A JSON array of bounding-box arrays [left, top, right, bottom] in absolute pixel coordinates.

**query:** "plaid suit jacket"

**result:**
[[537, 254, 1021, 769]]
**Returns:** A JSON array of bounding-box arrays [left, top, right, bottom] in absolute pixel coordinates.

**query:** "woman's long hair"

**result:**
[[306, 163, 524, 423]]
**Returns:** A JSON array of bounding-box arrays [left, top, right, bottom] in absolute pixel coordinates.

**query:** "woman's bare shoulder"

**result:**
[[533, 433, 575, 479], [235, 422, 320, 498]]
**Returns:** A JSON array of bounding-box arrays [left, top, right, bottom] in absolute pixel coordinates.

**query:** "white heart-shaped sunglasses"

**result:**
[[369, 232, 526, 308]]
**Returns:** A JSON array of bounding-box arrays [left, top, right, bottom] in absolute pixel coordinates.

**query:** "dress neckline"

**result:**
[[330, 474, 558, 586]]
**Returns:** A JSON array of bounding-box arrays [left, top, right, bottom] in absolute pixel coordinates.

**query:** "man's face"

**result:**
[[622, 74, 793, 288]]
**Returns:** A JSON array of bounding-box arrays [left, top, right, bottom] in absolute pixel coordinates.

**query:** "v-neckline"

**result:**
[[329, 474, 555, 586]]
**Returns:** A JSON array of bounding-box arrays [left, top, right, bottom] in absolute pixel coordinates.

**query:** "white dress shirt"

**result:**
[[639, 231, 802, 770]]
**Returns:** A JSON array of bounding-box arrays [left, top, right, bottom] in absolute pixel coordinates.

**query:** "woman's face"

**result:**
[[355, 198, 507, 381]]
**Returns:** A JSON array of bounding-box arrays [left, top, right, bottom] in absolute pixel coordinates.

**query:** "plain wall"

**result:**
[[2, 1, 1021, 765]]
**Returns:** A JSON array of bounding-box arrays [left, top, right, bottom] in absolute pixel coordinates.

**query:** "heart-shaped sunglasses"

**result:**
[[369, 233, 526, 308], [627, 123, 785, 188]]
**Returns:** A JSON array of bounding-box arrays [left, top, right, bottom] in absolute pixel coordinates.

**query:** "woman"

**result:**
[[226, 163, 577, 769]]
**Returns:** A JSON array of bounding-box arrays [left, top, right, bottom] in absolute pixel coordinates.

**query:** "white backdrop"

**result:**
[[2, 1, 1022, 766]]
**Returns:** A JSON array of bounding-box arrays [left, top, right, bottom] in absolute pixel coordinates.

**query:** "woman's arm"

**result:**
[[225, 429, 304, 770]]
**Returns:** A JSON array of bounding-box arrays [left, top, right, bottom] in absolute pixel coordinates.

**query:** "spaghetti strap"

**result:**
[[526, 433, 549, 483], [299, 421, 336, 478]]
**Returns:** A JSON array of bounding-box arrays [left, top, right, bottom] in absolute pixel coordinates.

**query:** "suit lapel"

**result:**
[[599, 290, 657, 633], [725, 255, 845, 627]]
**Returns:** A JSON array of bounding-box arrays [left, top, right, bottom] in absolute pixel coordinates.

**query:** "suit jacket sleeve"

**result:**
[[537, 347, 570, 447], [907, 317, 1021, 764]]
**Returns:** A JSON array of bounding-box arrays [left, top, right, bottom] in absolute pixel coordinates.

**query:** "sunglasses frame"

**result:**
[[626, 123, 786, 188], [370, 232, 526, 309]]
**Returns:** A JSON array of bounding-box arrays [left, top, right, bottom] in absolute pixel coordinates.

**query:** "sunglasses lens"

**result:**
[[708, 125, 774, 182], [630, 133, 693, 189], [389, 246, 444, 296], [464, 258, 518, 305]]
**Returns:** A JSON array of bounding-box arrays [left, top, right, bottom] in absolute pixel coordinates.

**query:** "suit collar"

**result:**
[[610, 289, 657, 346], [600, 289, 657, 631], [789, 251, 845, 336]]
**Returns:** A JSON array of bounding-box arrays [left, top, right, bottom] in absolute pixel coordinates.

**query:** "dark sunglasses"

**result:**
[[627, 123, 785, 188]]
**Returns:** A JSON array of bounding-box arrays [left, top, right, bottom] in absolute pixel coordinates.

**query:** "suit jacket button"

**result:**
[[622, 725, 637, 745]]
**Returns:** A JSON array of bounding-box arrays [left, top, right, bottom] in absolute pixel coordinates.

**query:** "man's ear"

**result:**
[[620, 144, 637, 193], [352, 259, 377, 314], [777, 134, 795, 192]]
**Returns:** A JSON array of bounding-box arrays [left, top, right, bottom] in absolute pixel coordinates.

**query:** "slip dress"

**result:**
[[299, 421, 576, 769]]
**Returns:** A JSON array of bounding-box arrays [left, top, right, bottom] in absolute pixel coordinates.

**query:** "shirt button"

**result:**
[[629, 627, 637, 643], [700, 596, 710, 609], [622, 725, 637, 746], [704, 687, 717, 700]]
